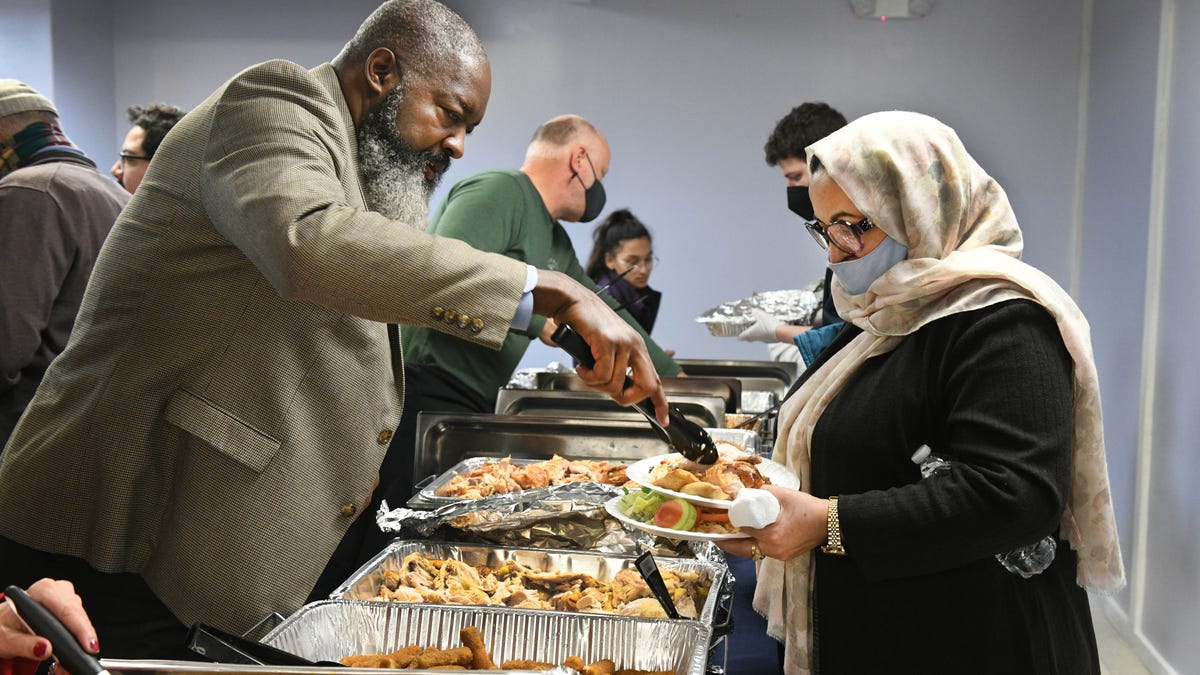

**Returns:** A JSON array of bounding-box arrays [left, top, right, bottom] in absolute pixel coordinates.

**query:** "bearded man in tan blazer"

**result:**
[[0, 0, 667, 657]]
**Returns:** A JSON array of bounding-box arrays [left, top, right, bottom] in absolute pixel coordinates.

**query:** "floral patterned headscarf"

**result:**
[[754, 111, 1125, 675]]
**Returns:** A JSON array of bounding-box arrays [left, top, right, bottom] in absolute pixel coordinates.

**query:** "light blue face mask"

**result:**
[[829, 235, 908, 295]]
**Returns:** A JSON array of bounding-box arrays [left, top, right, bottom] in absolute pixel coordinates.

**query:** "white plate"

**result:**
[[604, 495, 749, 542], [624, 453, 800, 509]]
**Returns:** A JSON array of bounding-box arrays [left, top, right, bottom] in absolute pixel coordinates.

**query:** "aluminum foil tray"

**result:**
[[416, 428, 757, 506], [330, 539, 726, 625], [262, 600, 710, 675], [696, 287, 822, 337], [104, 659, 564, 675]]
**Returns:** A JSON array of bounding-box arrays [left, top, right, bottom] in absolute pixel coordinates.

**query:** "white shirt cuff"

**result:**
[[510, 265, 538, 330]]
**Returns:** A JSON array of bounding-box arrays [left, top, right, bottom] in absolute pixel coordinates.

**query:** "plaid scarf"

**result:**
[[0, 121, 82, 179]]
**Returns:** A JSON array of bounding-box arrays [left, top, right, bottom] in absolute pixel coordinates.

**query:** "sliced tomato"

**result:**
[[696, 510, 731, 523], [653, 500, 686, 528]]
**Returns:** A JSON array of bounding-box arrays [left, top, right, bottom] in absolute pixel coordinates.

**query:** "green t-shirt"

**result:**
[[401, 169, 681, 403]]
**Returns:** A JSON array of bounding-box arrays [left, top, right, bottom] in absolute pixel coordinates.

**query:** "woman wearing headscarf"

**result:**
[[718, 111, 1124, 674]]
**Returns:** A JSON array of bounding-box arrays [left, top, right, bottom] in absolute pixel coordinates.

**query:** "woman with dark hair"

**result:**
[[585, 208, 662, 334]]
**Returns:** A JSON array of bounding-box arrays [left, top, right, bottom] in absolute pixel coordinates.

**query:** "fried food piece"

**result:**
[[583, 659, 616, 675], [460, 626, 497, 670], [563, 655, 586, 670], [678, 481, 728, 500], [500, 660, 557, 670], [340, 644, 422, 668], [654, 468, 698, 492], [426, 667, 466, 671], [411, 646, 473, 669]]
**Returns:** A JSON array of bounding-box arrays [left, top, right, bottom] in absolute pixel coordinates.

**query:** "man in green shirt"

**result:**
[[328, 115, 681, 572]]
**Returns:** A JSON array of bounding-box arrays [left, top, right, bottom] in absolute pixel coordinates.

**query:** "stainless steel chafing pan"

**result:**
[[411, 413, 758, 490], [493, 389, 724, 428], [261, 600, 711, 675], [104, 661, 566, 675], [673, 358, 798, 404], [530, 373, 744, 414]]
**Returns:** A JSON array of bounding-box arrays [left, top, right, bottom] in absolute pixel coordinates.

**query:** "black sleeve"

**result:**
[[836, 301, 1074, 581]]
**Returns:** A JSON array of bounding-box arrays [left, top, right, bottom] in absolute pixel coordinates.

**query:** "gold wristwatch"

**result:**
[[821, 495, 847, 556]]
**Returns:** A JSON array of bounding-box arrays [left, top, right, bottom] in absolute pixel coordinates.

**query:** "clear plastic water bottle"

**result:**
[[910, 444, 950, 479], [909, 445, 1055, 578], [994, 536, 1056, 578]]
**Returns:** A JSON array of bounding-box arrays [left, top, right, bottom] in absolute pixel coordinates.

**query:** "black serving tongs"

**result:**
[[634, 550, 681, 619], [186, 622, 344, 667], [3, 585, 108, 675], [551, 323, 719, 464]]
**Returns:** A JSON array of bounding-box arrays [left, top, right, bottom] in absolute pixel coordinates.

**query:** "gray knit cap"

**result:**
[[0, 79, 58, 118]]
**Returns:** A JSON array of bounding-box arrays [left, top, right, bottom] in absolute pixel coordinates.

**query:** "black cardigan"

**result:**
[[798, 299, 1098, 674]]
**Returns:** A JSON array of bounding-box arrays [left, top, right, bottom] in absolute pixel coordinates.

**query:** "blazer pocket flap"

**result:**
[[164, 389, 282, 474]]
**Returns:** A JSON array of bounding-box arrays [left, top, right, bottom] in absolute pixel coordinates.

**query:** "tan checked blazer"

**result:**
[[0, 61, 526, 634]]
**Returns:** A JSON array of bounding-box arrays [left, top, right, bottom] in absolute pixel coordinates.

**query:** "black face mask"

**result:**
[[572, 153, 607, 222], [786, 184, 814, 221]]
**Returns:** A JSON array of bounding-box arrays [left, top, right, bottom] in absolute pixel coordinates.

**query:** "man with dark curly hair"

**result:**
[[110, 103, 186, 193], [740, 102, 849, 356]]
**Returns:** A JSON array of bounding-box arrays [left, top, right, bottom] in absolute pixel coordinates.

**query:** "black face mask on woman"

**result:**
[[572, 152, 607, 222], [786, 184, 815, 222]]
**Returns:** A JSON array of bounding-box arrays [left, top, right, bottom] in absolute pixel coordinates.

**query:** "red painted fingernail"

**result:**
[[89, 638, 100, 652], [33, 641, 48, 658]]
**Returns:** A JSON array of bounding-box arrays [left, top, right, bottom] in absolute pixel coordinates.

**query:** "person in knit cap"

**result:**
[[0, 79, 129, 448]]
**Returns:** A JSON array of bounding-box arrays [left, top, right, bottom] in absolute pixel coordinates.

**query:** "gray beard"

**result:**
[[357, 87, 444, 226]]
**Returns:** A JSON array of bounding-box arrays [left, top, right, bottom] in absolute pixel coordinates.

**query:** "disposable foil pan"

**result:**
[[262, 600, 710, 675], [416, 428, 757, 506], [103, 659, 564, 675], [330, 539, 726, 625], [696, 286, 823, 337]]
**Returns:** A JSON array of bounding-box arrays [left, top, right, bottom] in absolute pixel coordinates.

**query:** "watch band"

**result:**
[[821, 495, 847, 556]]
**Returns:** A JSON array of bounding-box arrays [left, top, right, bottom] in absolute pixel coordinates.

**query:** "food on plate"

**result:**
[[615, 488, 739, 535], [645, 444, 768, 500], [434, 454, 628, 498], [678, 482, 726, 500], [372, 551, 708, 618], [652, 498, 697, 531]]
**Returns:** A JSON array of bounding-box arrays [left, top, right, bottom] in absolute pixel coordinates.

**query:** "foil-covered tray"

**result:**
[[695, 286, 823, 337], [262, 600, 710, 675], [329, 540, 726, 624], [416, 428, 758, 506]]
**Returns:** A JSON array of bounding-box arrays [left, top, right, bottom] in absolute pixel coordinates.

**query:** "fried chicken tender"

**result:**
[[584, 659, 617, 675], [411, 646, 472, 669], [461, 626, 497, 670], [500, 659, 556, 670]]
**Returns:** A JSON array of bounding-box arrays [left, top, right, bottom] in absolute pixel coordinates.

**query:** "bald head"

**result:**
[[334, 0, 487, 80], [526, 114, 604, 160]]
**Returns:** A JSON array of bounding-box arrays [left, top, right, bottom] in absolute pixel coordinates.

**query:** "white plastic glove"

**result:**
[[737, 309, 783, 343]]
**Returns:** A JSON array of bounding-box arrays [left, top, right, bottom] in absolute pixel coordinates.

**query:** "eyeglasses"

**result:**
[[616, 254, 658, 270], [805, 216, 876, 256], [118, 152, 150, 167]]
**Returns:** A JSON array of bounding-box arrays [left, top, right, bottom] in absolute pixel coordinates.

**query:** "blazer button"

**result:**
[[470, 318, 484, 333], [340, 503, 357, 517], [377, 429, 393, 444], [431, 306, 445, 320], [444, 310, 458, 324], [457, 314, 470, 329]]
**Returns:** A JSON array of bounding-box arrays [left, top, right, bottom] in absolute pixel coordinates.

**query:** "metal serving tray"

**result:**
[[674, 359, 798, 403], [412, 413, 758, 493], [104, 660, 564, 675], [262, 600, 710, 675], [494, 389, 725, 428], [330, 540, 725, 624], [529, 373, 744, 414]]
